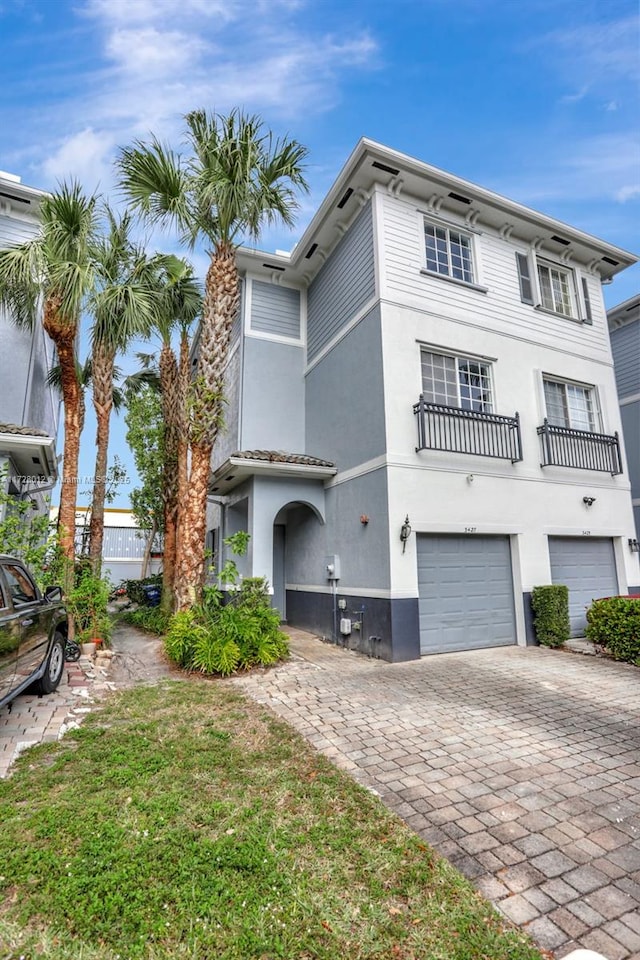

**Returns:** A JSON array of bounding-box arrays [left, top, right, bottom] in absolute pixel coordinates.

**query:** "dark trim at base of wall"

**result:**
[[522, 592, 538, 646], [629, 585, 640, 596], [285, 590, 420, 662]]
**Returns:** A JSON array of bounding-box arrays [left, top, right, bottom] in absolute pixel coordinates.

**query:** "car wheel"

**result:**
[[36, 631, 65, 695]]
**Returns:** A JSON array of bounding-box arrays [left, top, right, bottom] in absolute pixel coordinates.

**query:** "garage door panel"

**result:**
[[549, 537, 617, 637], [417, 534, 516, 655]]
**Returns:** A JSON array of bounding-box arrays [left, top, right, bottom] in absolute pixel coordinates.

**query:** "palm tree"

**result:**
[[0, 183, 98, 589], [128, 259, 202, 610], [117, 109, 308, 609], [87, 208, 165, 570]]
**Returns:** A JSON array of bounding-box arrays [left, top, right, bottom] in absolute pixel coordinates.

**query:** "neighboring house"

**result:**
[[608, 295, 640, 543], [206, 139, 640, 659], [49, 507, 162, 584], [0, 171, 58, 522]]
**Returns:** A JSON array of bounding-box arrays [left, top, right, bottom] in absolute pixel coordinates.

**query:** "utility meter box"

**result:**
[[324, 555, 341, 580]]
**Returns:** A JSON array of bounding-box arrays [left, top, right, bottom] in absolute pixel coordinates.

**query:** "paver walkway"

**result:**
[[235, 630, 640, 960]]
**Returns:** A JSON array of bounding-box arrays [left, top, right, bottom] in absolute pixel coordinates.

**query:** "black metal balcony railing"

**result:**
[[413, 397, 523, 462], [537, 420, 623, 475]]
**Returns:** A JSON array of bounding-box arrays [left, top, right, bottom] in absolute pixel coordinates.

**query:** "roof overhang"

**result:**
[[0, 432, 57, 485], [210, 455, 337, 495], [607, 294, 640, 331], [237, 138, 638, 286]]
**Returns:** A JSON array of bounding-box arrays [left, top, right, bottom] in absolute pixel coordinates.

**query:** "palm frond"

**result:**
[[0, 239, 45, 329], [116, 137, 191, 235]]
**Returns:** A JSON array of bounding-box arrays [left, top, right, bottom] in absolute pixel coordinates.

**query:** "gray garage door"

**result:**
[[548, 537, 618, 637], [417, 534, 516, 655]]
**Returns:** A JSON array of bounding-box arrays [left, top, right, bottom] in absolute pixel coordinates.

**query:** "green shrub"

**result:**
[[120, 606, 171, 636], [66, 568, 112, 644], [586, 596, 640, 664], [531, 585, 570, 648], [164, 610, 205, 667], [120, 574, 163, 606], [163, 548, 290, 676]]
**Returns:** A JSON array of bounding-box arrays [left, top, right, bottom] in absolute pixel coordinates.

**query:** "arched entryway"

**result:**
[[272, 500, 324, 621]]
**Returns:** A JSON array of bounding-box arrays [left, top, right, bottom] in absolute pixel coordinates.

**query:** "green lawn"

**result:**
[[0, 681, 543, 960]]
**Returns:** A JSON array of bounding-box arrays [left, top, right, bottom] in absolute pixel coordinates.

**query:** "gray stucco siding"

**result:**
[[610, 319, 640, 397], [241, 337, 305, 453], [306, 305, 385, 472], [307, 201, 375, 362], [212, 345, 242, 471], [0, 313, 35, 426], [285, 468, 390, 592], [251, 281, 301, 339], [621, 402, 640, 500]]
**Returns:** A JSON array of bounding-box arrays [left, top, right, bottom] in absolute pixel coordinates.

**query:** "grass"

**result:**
[[0, 681, 544, 960]]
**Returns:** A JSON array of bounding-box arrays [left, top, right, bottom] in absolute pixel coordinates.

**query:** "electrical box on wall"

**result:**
[[324, 555, 341, 580], [340, 618, 352, 635]]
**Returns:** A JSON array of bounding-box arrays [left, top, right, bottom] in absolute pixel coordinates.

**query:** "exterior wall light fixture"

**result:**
[[400, 515, 412, 553], [629, 538, 640, 553], [583, 496, 596, 506], [360, 514, 370, 525]]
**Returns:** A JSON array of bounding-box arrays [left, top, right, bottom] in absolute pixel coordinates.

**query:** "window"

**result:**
[[537, 261, 574, 317], [543, 379, 598, 432], [2, 564, 37, 605], [515, 253, 588, 320], [424, 221, 474, 284], [421, 350, 493, 412]]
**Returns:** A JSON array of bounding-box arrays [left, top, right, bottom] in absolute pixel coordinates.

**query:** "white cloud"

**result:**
[[42, 127, 114, 191], [489, 132, 640, 208], [616, 185, 640, 203], [543, 15, 640, 85], [106, 26, 210, 77]]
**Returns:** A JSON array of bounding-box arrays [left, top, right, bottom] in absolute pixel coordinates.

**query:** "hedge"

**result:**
[[586, 596, 640, 665], [531, 584, 570, 648]]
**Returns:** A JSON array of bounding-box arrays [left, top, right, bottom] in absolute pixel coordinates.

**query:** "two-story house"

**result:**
[[206, 139, 640, 660], [608, 294, 640, 543], [0, 171, 59, 521]]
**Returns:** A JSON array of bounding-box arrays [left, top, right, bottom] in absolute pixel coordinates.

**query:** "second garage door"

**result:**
[[549, 537, 618, 637], [417, 534, 517, 655]]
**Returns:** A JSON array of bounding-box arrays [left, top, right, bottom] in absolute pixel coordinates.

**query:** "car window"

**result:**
[[0, 579, 6, 610], [2, 564, 38, 605]]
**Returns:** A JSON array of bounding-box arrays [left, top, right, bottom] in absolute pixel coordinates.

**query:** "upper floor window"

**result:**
[[421, 350, 493, 412], [424, 221, 474, 284], [537, 261, 574, 317], [516, 252, 592, 323], [543, 378, 598, 432]]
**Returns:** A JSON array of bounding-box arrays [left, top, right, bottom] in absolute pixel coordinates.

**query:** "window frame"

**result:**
[[542, 375, 602, 433], [420, 347, 495, 414], [420, 215, 488, 292], [516, 251, 594, 323]]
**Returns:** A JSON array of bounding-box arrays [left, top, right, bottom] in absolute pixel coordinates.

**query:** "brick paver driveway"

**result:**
[[235, 631, 640, 960]]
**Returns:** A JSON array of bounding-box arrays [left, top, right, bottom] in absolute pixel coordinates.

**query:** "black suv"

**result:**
[[0, 555, 68, 709]]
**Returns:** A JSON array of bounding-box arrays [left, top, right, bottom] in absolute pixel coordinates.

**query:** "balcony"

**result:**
[[413, 397, 523, 462], [537, 420, 622, 475]]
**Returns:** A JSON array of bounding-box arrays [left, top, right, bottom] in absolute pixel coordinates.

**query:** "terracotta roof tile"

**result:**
[[0, 422, 51, 438], [232, 450, 335, 468]]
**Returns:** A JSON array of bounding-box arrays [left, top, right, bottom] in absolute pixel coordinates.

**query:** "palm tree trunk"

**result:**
[[159, 342, 179, 612], [175, 247, 239, 611], [88, 343, 115, 571], [174, 441, 211, 611], [45, 305, 82, 595]]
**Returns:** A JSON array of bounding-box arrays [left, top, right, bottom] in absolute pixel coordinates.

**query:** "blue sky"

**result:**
[[1, 0, 639, 507]]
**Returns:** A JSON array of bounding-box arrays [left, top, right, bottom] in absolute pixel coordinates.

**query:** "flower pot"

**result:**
[[80, 642, 95, 656]]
